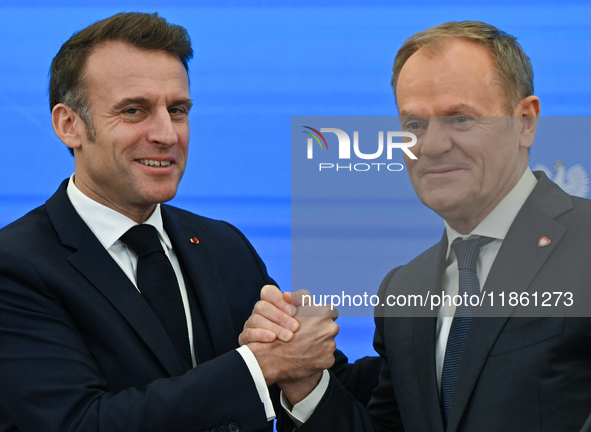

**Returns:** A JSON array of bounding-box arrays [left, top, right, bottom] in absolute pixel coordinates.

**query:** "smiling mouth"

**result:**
[[430, 169, 455, 174], [137, 159, 171, 168], [425, 167, 462, 175]]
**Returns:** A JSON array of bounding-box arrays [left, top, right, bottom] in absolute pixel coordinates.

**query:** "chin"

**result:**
[[142, 187, 179, 205], [421, 194, 464, 217], [155, 192, 178, 204]]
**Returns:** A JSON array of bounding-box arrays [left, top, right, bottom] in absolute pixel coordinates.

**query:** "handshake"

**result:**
[[239, 285, 339, 406]]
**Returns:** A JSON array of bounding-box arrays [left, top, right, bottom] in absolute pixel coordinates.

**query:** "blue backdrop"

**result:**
[[1, 0, 590, 360]]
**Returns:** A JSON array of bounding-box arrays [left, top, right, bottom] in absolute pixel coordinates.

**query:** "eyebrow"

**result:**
[[113, 97, 151, 111], [113, 97, 193, 111], [172, 98, 193, 110], [400, 104, 480, 117]]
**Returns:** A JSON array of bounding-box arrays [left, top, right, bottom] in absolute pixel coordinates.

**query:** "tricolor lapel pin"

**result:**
[[190, 237, 200, 244], [538, 236, 550, 247]]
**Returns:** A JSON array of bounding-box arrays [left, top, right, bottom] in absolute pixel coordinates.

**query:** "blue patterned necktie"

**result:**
[[121, 224, 192, 367], [441, 236, 494, 427]]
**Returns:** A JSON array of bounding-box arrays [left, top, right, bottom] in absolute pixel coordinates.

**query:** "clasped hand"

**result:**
[[239, 285, 339, 405]]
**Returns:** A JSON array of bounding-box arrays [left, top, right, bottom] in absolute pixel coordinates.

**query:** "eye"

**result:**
[[450, 116, 477, 129], [401, 117, 427, 133], [125, 108, 140, 115], [404, 121, 424, 130], [169, 107, 190, 117]]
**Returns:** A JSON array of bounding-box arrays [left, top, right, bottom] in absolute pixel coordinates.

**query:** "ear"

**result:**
[[514, 95, 540, 150], [51, 103, 87, 152]]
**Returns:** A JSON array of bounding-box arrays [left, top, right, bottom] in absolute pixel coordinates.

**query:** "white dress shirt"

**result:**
[[281, 370, 330, 426], [435, 168, 538, 390], [66, 175, 275, 421]]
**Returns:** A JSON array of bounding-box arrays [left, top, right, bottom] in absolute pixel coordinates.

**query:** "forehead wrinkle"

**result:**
[[439, 104, 482, 116], [399, 104, 481, 118]]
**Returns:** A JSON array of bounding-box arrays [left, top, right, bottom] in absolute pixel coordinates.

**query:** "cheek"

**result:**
[[180, 138, 190, 154], [403, 154, 417, 174], [479, 142, 514, 176], [183, 124, 190, 143], [176, 128, 190, 152]]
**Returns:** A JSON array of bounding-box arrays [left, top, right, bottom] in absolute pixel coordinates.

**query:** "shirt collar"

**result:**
[[66, 174, 172, 251], [444, 168, 538, 259]]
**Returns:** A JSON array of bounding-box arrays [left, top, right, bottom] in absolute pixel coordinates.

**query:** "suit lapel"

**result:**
[[446, 174, 571, 432], [68, 233, 190, 376], [411, 318, 445, 431], [411, 234, 448, 432], [45, 181, 190, 377], [162, 207, 237, 357]]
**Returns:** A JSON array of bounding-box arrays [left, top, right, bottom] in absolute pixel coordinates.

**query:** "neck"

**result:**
[[73, 175, 156, 224], [446, 215, 486, 236]]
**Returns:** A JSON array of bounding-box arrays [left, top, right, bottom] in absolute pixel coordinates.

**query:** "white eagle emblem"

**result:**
[[533, 161, 589, 198]]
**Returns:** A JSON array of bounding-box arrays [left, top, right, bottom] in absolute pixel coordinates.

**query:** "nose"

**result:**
[[147, 107, 179, 147], [417, 118, 453, 158]]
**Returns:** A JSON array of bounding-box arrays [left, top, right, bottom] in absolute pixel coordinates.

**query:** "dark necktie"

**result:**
[[120, 224, 192, 367], [441, 236, 494, 427]]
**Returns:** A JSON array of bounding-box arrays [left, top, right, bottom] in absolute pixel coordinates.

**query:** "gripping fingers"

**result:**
[[254, 290, 299, 332], [261, 285, 296, 317], [243, 309, 295, 342], [238, 327, 277, 345], [288, 290, 311, 308], [294, 303, 339, 320], [253, 301, 298, 337]]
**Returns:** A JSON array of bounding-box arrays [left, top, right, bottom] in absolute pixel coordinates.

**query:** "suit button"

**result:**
[[228, 423, 239, 432], [218, 427, 228, 432]]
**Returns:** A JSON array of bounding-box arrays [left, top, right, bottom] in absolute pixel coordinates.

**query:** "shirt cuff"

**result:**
[[280, 369, 330, 427], [236, 345, 276, 421]]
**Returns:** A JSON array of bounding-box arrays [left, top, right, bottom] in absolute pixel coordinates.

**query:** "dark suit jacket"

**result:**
[[0, 180, 380, 432], [282, 172, 591, 432]]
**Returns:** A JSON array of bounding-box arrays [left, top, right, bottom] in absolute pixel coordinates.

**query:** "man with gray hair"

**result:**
[[245, 21, 591, 431]]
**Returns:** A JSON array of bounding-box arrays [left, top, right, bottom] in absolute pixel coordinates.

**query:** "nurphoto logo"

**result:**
[[302, 126, 417, 172]]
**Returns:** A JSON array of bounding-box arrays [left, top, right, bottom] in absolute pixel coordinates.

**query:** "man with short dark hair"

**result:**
[[248, 21, 591, 432], [0, 12, 378, 432]]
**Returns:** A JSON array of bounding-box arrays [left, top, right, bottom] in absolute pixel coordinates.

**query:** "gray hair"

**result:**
[[391, 21, 534, 114], [61, 87, 95, 142]]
